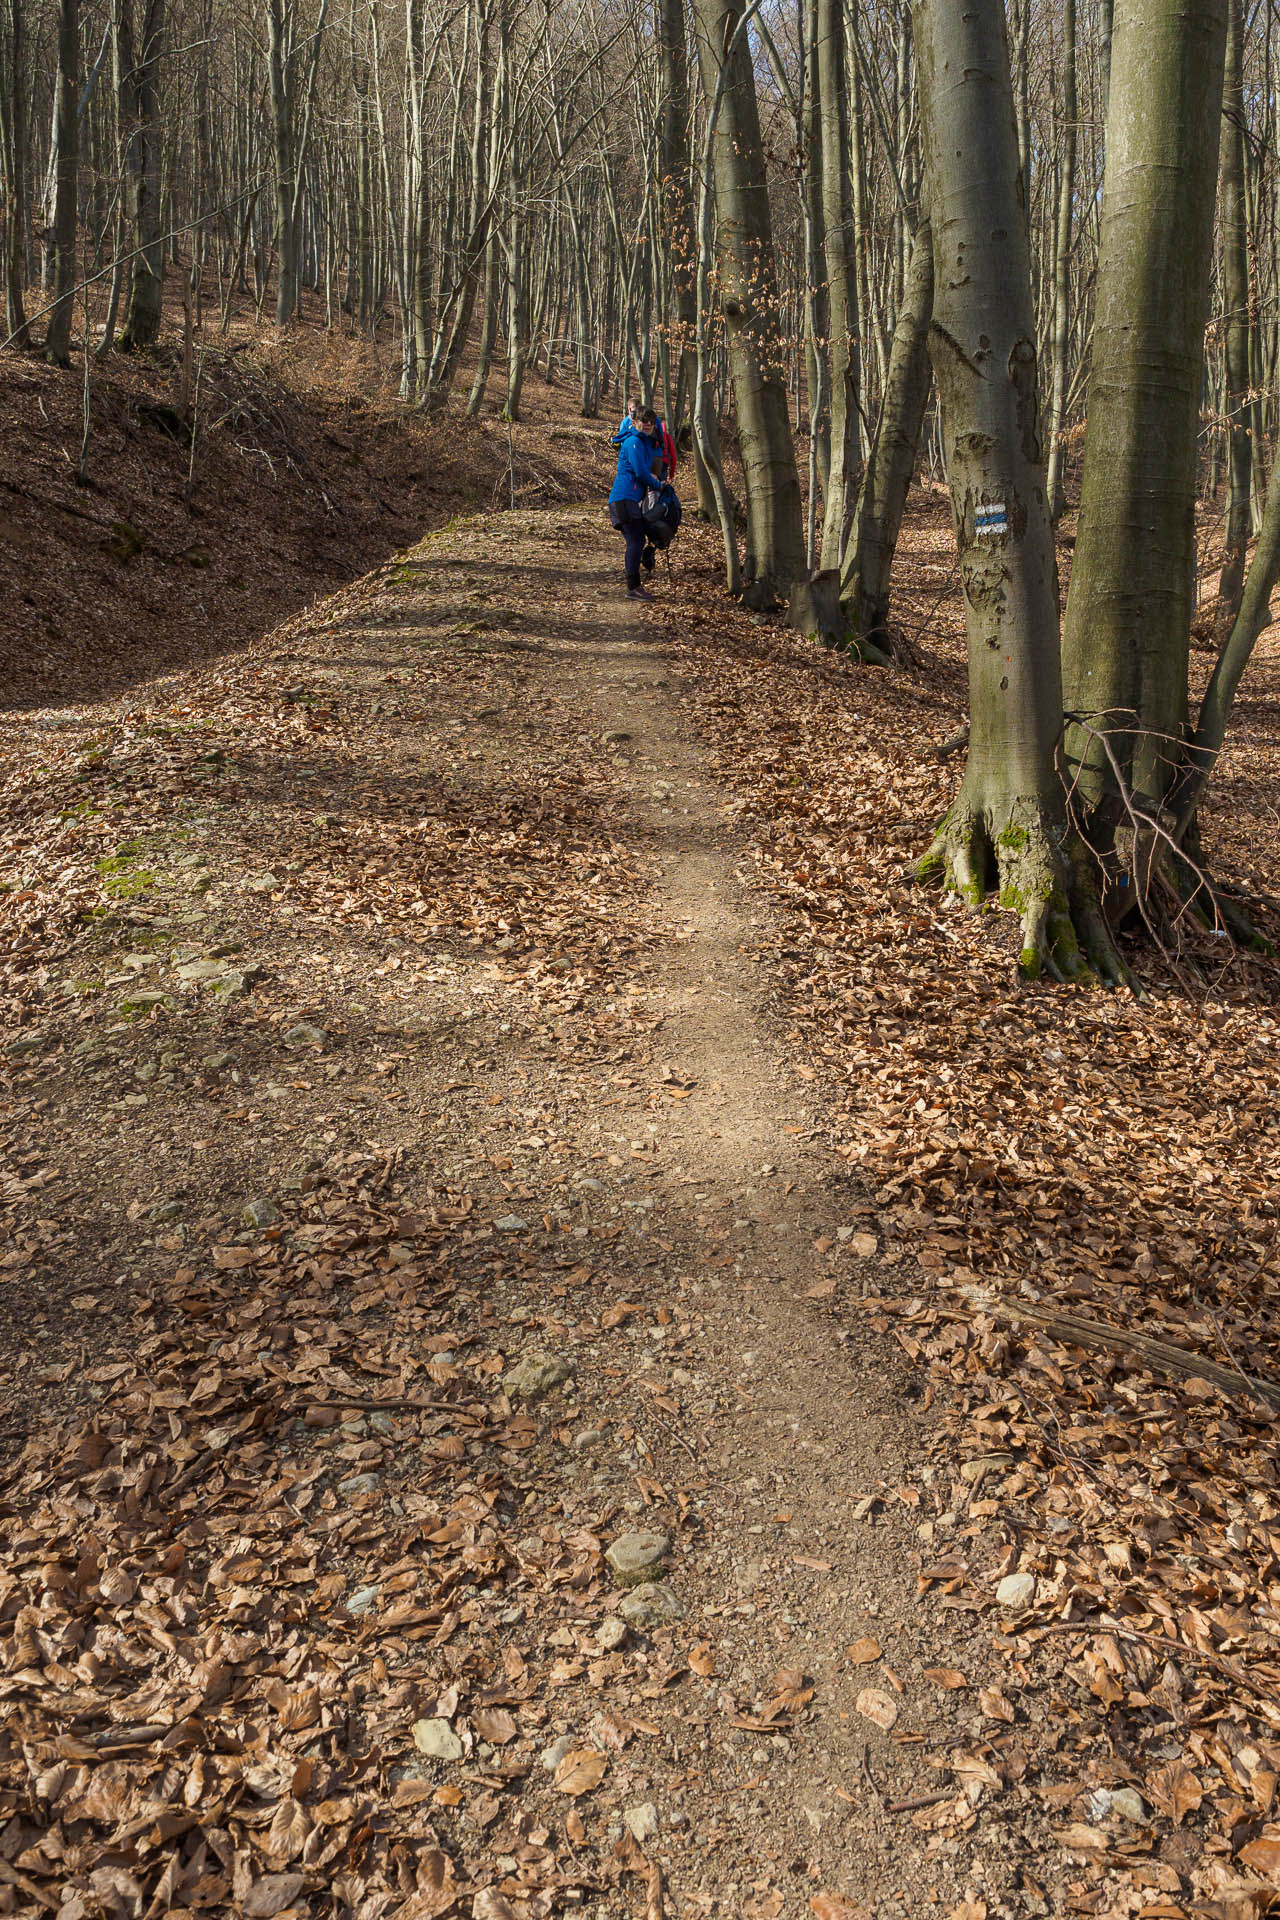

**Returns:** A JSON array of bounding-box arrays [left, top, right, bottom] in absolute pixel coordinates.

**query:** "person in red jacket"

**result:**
[[612, 401, 677, 483]]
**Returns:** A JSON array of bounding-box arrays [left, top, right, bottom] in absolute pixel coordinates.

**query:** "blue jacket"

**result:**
[[609, 430, 661, 506]]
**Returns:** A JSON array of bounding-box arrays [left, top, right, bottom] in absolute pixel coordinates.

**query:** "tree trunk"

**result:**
[[1044, 0, 1076, 521], [117, 0, 165, 352], [266, 0, 296, 324], [913, 0, 1111, 981], [692, 0, 806, 606], [1214, 0, 1251, 630], [658, 0, 719, 518], [1061, 0, 1229, 837], [841, 211, 933, 649], [816, 0, 859, 570], [0, 0, 30, 345], [44, 0, 78, 365]]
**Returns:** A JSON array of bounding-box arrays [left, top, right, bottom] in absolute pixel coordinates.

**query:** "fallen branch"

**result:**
[[965, 1295, 1280, 1411]]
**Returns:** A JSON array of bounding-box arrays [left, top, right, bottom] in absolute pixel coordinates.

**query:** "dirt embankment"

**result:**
[[0, 308, 610, 711]]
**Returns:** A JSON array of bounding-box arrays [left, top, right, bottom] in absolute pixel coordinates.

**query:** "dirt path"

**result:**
[[0, 507, 1036, 1919]]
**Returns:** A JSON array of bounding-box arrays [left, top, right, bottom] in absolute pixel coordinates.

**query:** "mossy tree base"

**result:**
[[918, 786, 1133, 987]]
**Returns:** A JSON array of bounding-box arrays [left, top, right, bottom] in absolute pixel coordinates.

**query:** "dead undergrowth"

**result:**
[[2, 449, 1280, 1920]]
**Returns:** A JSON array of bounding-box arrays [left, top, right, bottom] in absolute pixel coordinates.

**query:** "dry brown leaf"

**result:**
[[1147, 1761, 1203, 1827], [847, 1637, 882, 1666], [853, 1688, 898, 1732], [565, 1807, 586, 1846], [243, 1874, 308, 1918], [923, 1666, 967, 1690], [553, 1748, 607, 1796], [977, 1687, 1015, 1722], [472, 1707, 517, 1745], [810, 1896, 870, 1919], [471, 1888, 519, 1918], [265, 1797, 312, 1863], [689, 1642, 716, 1676], [1239, 1834, 1280, 1876]]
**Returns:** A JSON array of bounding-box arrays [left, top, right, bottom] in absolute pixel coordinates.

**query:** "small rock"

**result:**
[[504, 1350, 573, 1399], [284, 1023, 328, 1049], [150, 1199, 183, 1223], [494, 1214, 530, 1233], [8, 1035, 46, 1055], [337, 1472, 380, 1500], [412, 1718, 463, 1763], [606, 1531, 670, 1588], [245, 872, 280, 892], [540, 1734, 576, 1773], [119, 990, 173, 1016], [574, 1427, 605, 1450], [596, 1616, 628, 1652], [242, 1198, 282, 1230], [208, 970, 250, 1000], [996, 1571, 1036, 1610], [624, 1803, 659, 1843], [960, 1452, 1014, 1484], [620, 1583, 683, 1629], [176, 959, 230, 984], [347, 1585, 381, 1616], [1111, 1788, 1147, 1823], [602, 730, 632, 744], [203, 1050, 235, 1071]]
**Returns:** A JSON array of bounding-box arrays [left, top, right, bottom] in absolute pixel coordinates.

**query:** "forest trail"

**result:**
[[0, 505, 1005, 1919], [5, 502, 1279, 1919]]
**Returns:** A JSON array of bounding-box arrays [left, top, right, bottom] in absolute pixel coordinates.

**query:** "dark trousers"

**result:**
[[609, 500, 650, 589]]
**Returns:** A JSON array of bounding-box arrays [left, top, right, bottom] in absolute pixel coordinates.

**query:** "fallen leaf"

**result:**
[[553, 1748, 607, 1796], [472, 1707, 517, 1745], [847, 1637, 882, 1666], [810, 1896, 870, 1919], [1147, 1761, 1203, 1827], [244, 1875, 308, 1918], [854, 1688, 898, 1732], [923, 1667, 967, 1690], [690, 1643, 716, 1676], [978, 1687, 1015, 1722]]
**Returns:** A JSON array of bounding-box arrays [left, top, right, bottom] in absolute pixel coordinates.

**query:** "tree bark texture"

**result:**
[[914, 0, 1112, 980], [1061, 0, 1229, 825], [692, 0, 806, 605]]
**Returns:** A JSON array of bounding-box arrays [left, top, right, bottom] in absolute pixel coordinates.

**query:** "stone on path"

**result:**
[[504, 1350, 573, 1399], [995, 1571, 1036, 1609], [606, 1530, 670, 1588], [620, 1582, 683, 1629], [596, 1616, 628, 1651], [625, 1802, 659, 1843], [242, 1198, 282, 1229], [412, 1718, 463, 1763], [284, 1023, 328, 1049]]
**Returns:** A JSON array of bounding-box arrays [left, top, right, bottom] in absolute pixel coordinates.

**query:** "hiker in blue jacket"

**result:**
[[608, 405, 664, 600]]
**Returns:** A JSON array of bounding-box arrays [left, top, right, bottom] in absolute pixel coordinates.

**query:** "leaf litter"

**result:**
[[0, 497, 1279, 1918]]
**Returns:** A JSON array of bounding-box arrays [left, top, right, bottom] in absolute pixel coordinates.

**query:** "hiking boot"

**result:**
[[626, 585, 654, 601]]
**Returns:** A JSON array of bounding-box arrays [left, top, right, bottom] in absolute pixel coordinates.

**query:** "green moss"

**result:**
[[997, 823, 1029, 850], [1017, 945, 1043, 979], [96, 842, 159, 900], [102, 868, 159, 900]]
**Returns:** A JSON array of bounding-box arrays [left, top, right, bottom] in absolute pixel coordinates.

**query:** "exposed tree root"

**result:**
[[917, 792, 1134, 988]]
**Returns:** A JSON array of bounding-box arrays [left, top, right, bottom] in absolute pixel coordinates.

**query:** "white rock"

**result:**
[[995, 1571, 1036, 1609], [412, 1718, 463, 1762], [624, 1802, 659, 1843]]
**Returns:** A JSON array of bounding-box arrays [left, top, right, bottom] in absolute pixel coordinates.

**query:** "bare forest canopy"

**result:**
[[3, 0, 1280, 985]]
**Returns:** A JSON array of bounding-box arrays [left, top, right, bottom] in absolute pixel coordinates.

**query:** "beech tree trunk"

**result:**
[[44, 0, 78, 364], [841, 210, 933, 648], [116, 0, 165, 351], [692, 0, 806, 606], [1061, 0, 1229, 833], [1215, 0, 1251, 630], [913, 0, 1110, 980], [816, 0, 859, 570]]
